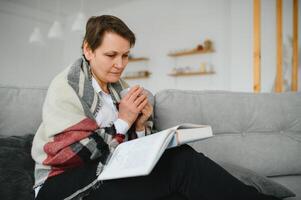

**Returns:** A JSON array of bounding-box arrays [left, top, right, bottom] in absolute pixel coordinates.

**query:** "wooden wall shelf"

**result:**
[[128, 57, 149, 62], [168, 71, 215, 77], [168, 49, 214, 57], [122, 75, 151, 80], [122, 70, 151, 80]]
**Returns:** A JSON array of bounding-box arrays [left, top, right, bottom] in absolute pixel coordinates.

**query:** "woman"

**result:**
[[31, 15, 280, 200]]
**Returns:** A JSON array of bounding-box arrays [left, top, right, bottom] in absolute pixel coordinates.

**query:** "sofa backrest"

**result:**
[[0, 86, 47, 136], [154, 89, 301, 177], [0, 86, 154, 137]]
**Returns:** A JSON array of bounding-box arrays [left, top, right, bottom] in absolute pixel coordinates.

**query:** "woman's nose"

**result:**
[[114, 58, 124, 69]]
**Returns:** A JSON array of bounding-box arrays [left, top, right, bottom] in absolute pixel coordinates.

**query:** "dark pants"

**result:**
[[36, 145, 280, 200]]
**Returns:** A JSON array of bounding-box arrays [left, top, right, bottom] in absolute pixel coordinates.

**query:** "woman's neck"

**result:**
[[91, 69, 109, 93], [97, 79, 109, 94]]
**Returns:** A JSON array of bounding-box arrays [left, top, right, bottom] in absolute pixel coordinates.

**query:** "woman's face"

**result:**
[[85, 32, 130, 85]]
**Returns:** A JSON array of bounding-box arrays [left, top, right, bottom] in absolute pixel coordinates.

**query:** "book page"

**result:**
[[167, 124, 213, 148], [98, 129, 174, 181], [177, 125, 213, 145]]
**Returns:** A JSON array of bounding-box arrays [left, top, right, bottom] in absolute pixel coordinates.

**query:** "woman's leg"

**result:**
[[88, 145, 280, 200], [164, 145, 280, 200], [36, 144, 281, 200], [35, 161, 101, 200]]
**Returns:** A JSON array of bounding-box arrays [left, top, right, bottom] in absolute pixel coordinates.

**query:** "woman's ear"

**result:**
[[83, 41, 94, 61]]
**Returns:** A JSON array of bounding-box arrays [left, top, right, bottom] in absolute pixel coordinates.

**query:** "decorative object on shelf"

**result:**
[[203, 39, 213, 51], [169, 64, 215, 77], [171, 66, 192, 74], [196, 44, 204, 51], [122, 70, 151, 80], [167, 38, 216, 77], [200, 62, 207, 73], [168, 38, 214, 57]]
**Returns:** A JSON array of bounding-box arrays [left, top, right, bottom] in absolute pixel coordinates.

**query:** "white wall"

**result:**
[[110, 0, 232, 93], [229, 0, 253, 91], [0, 0, 67, 87], [261, 0, 277, 92], [0, 0, 300, 94]]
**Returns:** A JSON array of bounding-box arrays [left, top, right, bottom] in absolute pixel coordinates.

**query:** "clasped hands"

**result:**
[[118, 85, 153, 132]]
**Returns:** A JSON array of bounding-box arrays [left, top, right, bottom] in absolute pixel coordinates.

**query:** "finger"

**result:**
[[139, 102, 150, 112], [129, 87, 144, 102], [142, 105, 152, 116], [148, 104, 153, 112], [134, 94, 147, 106], [128, 87, 143, 101], [141, 106, 149, 113], [141, 89, 148, 96], [137, 98, 148, 110], [144, 103, 152, 112], [141, 108, 149, 116], [123, 85, 140, 100], [141, 104, 149, 113], [144, 103, 151, 109]]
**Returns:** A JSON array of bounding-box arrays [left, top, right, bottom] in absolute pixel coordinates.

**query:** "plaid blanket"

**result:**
[[31, 57, 151, 197]]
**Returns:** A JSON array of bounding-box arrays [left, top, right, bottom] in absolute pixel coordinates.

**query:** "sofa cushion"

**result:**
[[270, 175, 301, 200], [0, 87, 47, 136], [0, 135, 35, 200], [0, 134, 34, 171], [0, 134, 34, 149], [0, 147, 33, 172], [0, 169, 34, 200], [220, 162, 295, 199], [154, 90, 301, 177]]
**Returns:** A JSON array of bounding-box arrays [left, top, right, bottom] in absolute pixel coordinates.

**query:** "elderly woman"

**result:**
[[31, 15, 280, 200]]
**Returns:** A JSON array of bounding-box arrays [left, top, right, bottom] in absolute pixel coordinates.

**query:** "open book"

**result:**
[[98, 124, 213, 181]]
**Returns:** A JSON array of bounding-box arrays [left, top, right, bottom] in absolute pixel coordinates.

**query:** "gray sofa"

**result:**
[[0, 86, 300, 200]]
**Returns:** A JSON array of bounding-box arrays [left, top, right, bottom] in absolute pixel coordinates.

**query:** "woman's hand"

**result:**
[[135, 102, 153, 131], [118, 86, 148, 126]]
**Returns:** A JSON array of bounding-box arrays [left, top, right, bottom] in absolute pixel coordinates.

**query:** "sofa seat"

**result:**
[[154, 89, 301, 199], [271, 175, 301, 200]]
